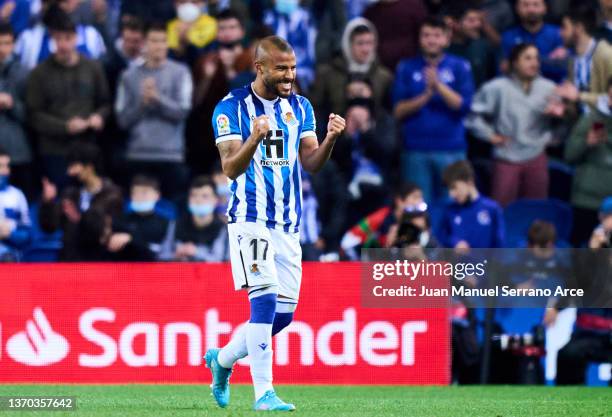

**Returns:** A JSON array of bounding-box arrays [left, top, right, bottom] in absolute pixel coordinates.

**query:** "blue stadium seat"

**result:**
[[154, 199, 178, 220], [503, 199, 573, 247], [548, 160, 573, 202], [21, 241, 63, 262]]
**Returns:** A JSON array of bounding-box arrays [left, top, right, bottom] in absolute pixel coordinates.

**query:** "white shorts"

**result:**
[[227, 222, 302, 301]]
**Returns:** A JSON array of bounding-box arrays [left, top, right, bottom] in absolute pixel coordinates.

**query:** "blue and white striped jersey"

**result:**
[[212, 84, 317, 233]]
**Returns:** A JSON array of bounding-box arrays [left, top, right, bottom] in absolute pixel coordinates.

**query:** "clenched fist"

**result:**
[[251, 115, 270, 143], [327, 113, 346, 139]]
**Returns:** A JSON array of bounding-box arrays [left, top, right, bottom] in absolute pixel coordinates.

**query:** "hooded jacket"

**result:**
[[310, 17, 393, 118]]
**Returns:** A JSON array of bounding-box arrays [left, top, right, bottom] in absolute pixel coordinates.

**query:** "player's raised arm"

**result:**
[[299, 113, 346, 174], [216, 115, 270, 180]]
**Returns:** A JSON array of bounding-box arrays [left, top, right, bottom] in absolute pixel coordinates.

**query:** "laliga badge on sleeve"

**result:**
[[217, 114, 231, 136]]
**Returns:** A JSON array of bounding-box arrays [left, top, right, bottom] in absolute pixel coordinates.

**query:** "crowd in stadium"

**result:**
[[0, 0, 611, 263]]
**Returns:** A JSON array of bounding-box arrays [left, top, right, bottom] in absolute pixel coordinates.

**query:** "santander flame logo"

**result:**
[[5, 307, 69, 366]]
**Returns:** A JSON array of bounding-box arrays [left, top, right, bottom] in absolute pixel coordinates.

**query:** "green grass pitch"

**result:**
[[0, 384, 610, 417]]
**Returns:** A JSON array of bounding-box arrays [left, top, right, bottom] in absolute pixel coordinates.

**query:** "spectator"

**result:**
[[208, 0, 250, 30], [55, 0, 111, 46], [588, 197, 612, 249], [174, 176, 228, 262], [0, 146, 31, 260], [115, 175, 174, 260], [310, 17, 393, 120], [41, 142, 123, 261], [120, 0, 175, 26], [363, 0, 427, 72], [311, 0, 347, 64], [595, 0, 612, 43], [393, 16, 474, 203], [440, 160, 504, 249], [0, 0, 30, 36], [500, 0, 566, 82], [505, 221, 569, 305], [565, 79, 612, 246], [467, 43, 562, 207], [557, 6, 612, 112], [341, 182, 424, 259], [0, 23, 32, 198], [388, 201, 437, 250], [211, 161, 230, 216], [115, 22, 193, 201], [298, 170, 321, 261], [65, 142, 123, 213], [445, 2, 497, 88], [189, 9, 251, 177], [548, 219, 612, 385], [16, 3, 106, 70], [263, 0, 317, 91], [72, 0, 122, 45], [332, 96, 388, 215], [101, 17, 145, 180], [310, 160, 347, 260], [26, 14, 110, 188], [167, 0, 217, 66], [103, 17, 145, 101], [74, 207, 156, 261], [553, 306, 612, 385], [480, 0, 515, 39]]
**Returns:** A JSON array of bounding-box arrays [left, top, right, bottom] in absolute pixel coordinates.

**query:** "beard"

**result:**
[[523, 14, 543, 26], [263, 74, 293, 98]]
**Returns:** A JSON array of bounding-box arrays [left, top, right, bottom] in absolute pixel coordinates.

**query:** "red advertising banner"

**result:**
[[0, 263, 449, 385]]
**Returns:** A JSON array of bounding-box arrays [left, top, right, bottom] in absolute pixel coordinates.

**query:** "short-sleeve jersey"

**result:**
[[212, 84, 317, 233]]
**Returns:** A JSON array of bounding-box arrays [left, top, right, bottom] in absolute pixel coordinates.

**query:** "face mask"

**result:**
[[177, 3, 201, 22], [189, 203, 215, 217], [130, 200, 156, 213], [275, 0, 299, 15], [219, 40, 241, 50], [0, 175, 8, 190]]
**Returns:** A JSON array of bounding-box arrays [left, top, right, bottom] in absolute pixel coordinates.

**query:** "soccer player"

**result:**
[[204, 36, 345, 411]]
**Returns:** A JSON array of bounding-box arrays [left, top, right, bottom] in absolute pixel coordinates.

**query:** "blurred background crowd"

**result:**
[[1, 0, 611, 386], [0, 0, 611, 263]]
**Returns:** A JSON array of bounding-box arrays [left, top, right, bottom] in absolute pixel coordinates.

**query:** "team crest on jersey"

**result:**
[[477, 210, 491, 226], [283, 111, 298, 127], [216, 114, 231, 136], [250, 263, 261, 276]]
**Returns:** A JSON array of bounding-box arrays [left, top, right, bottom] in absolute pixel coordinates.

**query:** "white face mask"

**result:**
[[177, 3, 201, 22]]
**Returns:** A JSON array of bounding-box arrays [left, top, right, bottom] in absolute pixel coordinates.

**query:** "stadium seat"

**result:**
[[154, 199, 178, 220], [503, 199, 573, 247], [21, 241, 63, 262], [548, 160, 573, 202]]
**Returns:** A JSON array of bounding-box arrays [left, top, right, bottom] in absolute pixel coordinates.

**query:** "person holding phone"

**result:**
[[565, 76, 612, 246]]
